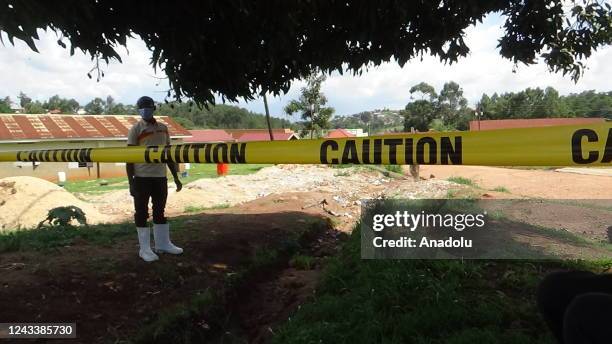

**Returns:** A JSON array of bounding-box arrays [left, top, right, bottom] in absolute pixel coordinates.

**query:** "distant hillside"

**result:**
[[330, 109, 404, 134], [157, 103, 293, 130]]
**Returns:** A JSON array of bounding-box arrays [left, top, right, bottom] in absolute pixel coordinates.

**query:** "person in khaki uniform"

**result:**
[[126, 96, 183, 262]]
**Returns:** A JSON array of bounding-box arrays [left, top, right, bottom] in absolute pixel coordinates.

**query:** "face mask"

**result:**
[[138, 108, 155, 120]]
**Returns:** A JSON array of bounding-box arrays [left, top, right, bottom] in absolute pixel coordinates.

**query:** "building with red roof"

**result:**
[[236, 131, 299, 142], [469, 118, 606, 131], [225, 128, 296, 140], [325, 128, 356, 138], [187, 129, 235, 143], [0, 113, 191, 180], [0, 114, 191, 143]]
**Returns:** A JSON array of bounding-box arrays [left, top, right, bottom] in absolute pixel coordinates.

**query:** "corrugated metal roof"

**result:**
[[469, 118, 606, 131], [0, 114, 191, 142]]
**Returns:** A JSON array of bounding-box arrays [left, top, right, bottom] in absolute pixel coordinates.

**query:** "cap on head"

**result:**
[[136, 96, 156, 110]]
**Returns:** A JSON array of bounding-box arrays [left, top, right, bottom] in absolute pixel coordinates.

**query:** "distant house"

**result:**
[[345, 128, 367, 137], [325, 128, 356, 138], [469, 118, 606, 131], [225, 128, 297, 140], [236, 131, 299, 142], [9, 102, 23, 114], [187, 128, 298, 142], [0, 114, 191, 181], [187, 129, 236, 143]]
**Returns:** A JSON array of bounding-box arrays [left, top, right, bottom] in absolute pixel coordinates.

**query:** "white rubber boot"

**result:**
[[153, 223, 183, 255], [137, 227, 159, 262]]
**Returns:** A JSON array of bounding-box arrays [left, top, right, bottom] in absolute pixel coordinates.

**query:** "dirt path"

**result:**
[[418, 165, 612, 199]]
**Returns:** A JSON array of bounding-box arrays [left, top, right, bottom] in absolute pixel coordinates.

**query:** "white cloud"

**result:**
[[1, 14, 611, 118], [0, 29, 167, 106]]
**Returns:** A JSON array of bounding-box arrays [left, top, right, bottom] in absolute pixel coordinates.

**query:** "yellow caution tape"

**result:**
[[0, 124, 609, 166]]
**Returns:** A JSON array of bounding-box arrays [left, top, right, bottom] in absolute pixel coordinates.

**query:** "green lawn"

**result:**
[[62, 164, 271, 194], [271, 225, 612, 344], [0, 222, 136, 252]]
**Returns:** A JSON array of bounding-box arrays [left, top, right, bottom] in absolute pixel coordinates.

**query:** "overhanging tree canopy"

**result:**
[[1, 0, 610, 105]]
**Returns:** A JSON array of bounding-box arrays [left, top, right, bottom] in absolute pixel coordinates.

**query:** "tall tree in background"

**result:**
[[402, 81, 471, 131], [402, 100, 437, 132], [104, 95, 132, 115], [409, 82, 437, 102], [284, 72, 334, 139], [0, 97, 12, 113], [44, 95, 80, 113], [84, 97, 105, 115], [437, 81, 470, 130], [476, 86, 602, 119], [18, 93, 45, 114], [402, 82, 439, 132], [18, 92, 31, 108]]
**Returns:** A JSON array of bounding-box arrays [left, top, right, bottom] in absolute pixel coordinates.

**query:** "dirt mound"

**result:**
[[0, 176, 113, 230]]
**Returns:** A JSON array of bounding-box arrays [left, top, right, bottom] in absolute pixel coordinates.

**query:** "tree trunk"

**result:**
[[263, 94, 274, 141]]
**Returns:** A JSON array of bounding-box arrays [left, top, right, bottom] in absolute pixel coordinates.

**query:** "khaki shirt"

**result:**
[[127, 119, 170, 177]]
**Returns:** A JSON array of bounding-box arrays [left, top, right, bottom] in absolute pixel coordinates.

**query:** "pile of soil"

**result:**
[[0, 176, 113, 230]]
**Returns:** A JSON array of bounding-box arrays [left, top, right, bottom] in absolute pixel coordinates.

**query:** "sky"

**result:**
[[1, 14, 611, 120]]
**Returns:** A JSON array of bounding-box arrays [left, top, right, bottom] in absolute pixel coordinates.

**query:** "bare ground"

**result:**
[[419, 165, 612, 199]]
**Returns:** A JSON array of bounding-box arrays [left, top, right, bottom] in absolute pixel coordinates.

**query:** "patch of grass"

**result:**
[[445, 189, 479, 200], [210, 203, 230, 209], [251, 246, 280, 268], [184, 205, 205, 213], [271, 223, 610, 344], [63, 164, 270, 195], [0, 222, 137, 252], [447, 176, 477, 187], [290, 255, 316, 270], [181, 163, 271, 185], [184, 203, 230, 213], [63, 177, 129, 194], [384, 165, 403, 174], [492, 186, 510, 193], [0, 220, 186, 253]]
